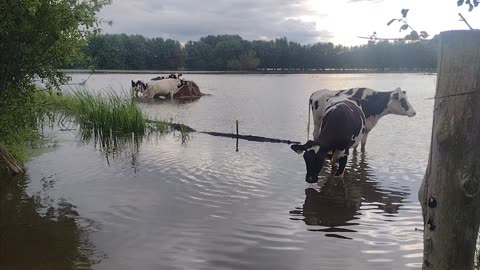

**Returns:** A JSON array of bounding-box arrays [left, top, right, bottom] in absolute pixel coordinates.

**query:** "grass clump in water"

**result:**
[[42, 89, 146, 139], [38, 89, 191, 151]]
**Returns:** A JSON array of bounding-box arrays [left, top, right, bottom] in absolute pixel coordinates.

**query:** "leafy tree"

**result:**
[[125, 35, 148, 70], [0, 0, 111, 92], [185, 40, 214, 70], [458, 0, 479, 11], [0, 0, 110, 162], [80, 33, 437, 72]]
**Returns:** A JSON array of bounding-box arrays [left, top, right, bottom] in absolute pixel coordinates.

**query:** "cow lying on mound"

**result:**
[[292, 96, 366, 183], [308, 87, 416, 151], [131, 78, 188, 99]]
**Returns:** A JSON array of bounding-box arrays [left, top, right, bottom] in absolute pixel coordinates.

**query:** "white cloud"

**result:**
[[98, 0, 331, 44], [97, 0, 480, 46]]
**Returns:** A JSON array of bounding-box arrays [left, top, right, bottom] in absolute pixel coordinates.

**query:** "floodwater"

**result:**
[[1, 73, 436, 270]]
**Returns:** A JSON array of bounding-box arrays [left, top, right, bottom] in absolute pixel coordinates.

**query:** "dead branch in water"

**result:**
[[201, 131, 300, 144], [147, 120, 299, 144]]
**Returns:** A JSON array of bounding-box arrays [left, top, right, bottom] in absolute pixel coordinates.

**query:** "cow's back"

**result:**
[[310, 89, 336, 118], [310, 88, 378, 134], [146, 79, 179, 97], [317, 99, 365, 151]]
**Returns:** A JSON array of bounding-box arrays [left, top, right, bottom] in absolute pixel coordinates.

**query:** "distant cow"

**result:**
[[292, 96, 366, 183], [131, 78, 187, 99], [151, 76, 165, 81], [307, 87, 416, 151]]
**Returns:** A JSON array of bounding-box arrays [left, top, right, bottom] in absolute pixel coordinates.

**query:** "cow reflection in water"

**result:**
[[290, 153, 409, 238]]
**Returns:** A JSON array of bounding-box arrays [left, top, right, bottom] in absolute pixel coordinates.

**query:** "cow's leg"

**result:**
[[361, 133, 369, 152], [329, 151, 339, 175], [312, 124, 320, 141], [335, 150, 349, 177]]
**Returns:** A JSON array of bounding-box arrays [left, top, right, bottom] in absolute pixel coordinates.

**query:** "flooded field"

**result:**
[[1, 73, 436, 269]]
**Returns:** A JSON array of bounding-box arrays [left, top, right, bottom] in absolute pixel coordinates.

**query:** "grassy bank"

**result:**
[[0, 87, 51, 163]]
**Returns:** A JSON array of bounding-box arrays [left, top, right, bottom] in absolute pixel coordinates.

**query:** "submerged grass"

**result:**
[[42, 89, 147, 139], [35, 89, 191, 158]]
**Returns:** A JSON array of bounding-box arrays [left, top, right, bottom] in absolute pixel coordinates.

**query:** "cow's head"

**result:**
[[387, 88, 416, 117], [291, 141, 327, 183], [177, 79, 188, 89], [131, 80, 148, 95]]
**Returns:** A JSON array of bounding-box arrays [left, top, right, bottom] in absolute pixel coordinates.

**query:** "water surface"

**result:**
[[3, 73, 436, 269]]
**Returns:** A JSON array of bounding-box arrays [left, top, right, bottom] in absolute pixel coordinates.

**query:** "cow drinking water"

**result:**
[[307, 87, 416, 151], [292, 96, 366, 183]]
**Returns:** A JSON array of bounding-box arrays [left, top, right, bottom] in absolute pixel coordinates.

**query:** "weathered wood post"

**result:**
[[419, 30, 480, 269], [0, 144, 25, 175]]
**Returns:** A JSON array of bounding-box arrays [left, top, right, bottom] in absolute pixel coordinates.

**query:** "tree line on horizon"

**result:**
[[71, 34, 438, 71]]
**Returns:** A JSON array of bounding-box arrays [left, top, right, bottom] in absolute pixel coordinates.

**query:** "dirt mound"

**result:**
[[174, 81, 203, 98]]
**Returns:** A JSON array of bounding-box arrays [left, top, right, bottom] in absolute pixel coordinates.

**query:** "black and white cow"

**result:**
[[131, 80, 147, 97], [307, 87, 416, 151], [131, 78, 187, 99], [292, 96, 366, 183]]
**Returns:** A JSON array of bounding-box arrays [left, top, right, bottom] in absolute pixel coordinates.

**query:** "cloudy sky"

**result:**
[[98, 0, 480, 45]]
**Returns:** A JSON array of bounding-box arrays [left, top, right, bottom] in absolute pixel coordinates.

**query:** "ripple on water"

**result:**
[[23, 73, 436, 270]]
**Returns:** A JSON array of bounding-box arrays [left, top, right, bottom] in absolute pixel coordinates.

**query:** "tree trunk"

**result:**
[[0, 144, 24, 175], [419, 30, 480, 269]]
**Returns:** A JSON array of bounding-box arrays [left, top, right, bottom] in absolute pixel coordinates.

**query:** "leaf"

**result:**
[[458, 0, 464, 6], [410, 31, 419, 40], [420, 31, 429, 39], [401, 9, 409, 18], [399, 24, 409, 32], [387, 19, 397, 26], [475, 0, 479, 7], [470, 3, 474, 10]]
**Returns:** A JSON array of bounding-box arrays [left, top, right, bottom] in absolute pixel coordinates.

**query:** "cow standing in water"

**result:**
[[307, 87, 416, 151], [131, 78, 187, 99], [292, 96, 366, 183]]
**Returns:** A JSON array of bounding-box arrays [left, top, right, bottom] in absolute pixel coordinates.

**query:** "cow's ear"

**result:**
[[131, 80, 135, 87], [393, 93, 399, 100], [291, 144, 306, 155]]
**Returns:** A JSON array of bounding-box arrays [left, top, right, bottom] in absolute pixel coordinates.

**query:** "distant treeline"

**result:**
[[70, 34, 438, 71]]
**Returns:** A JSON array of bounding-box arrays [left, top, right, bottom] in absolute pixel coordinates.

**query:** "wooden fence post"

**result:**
[[419, 30, 480, 269]]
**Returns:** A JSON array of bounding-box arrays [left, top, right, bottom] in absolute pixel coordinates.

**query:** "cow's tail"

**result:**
[[307, 97, 311, 141]]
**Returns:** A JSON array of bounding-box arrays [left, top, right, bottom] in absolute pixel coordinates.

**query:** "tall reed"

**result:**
[[43, 89, 146, 139], [37, 89, 190, 150]]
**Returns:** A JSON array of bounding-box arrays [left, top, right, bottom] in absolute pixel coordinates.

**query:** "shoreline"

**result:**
[[61, 69, 437, 75]]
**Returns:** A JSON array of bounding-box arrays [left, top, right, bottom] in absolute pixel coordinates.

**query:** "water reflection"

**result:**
[[290, 153, 409, 238], [0, 170, 100, 270], [82, 130, 142, 170]]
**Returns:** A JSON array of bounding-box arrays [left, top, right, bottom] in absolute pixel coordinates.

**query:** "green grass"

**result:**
[[0, 86, 51, 162], [41, 89, 147, 139], [37, 89, 191, 153], [1, 88, 191, 169]]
